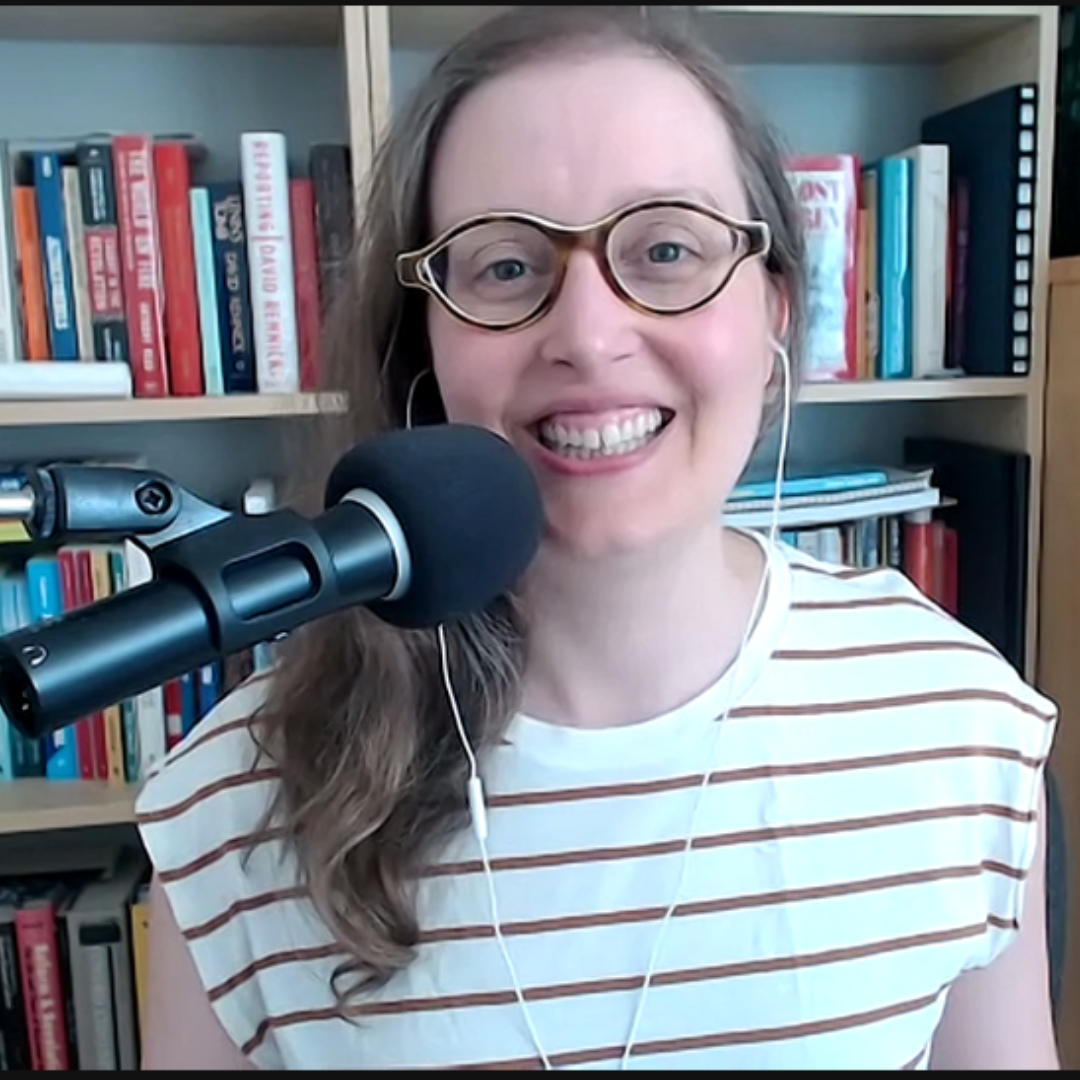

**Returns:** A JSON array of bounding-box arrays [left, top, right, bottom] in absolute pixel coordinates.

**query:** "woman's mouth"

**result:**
[[533, 407, 675, 461]]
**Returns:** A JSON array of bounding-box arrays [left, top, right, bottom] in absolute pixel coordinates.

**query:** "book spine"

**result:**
[[57, 547, 98, 780], [24, 556, 78, 780], [289, 177, 321, 391], [113, 134, 169, 396], [75, 140, 130, 363], [14, 903, 70, 1070], [207, 182, 256, 393], [0, 142, 23, 361], [309, 142, 354, 315], [1011, 85, 1037, 376], [240, 132, 300, 393], [31, 151, 78, 360], [87, 545, 127, 784], [12, 186, 50, 360], [189, 187, 224, 395], [0, 911, 32, 1070], [153, 141, 204, 395], [59, 166, 96, 360], [876, 156, 912, 379], [787, 153, 860, 381]]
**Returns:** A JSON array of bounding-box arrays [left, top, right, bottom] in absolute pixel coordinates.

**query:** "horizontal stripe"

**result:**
[[772, 639, 999, 662], [729, 687, 1054, 723], [455, 987, 944, 1070], [131, 540, 1055, 1071], [202, 860, 1024, 1003], [351, 918, 998, 1018], [137, 765, 279, 825], [138, 743, 1042, 827], [488, 745, 1041, 810], [428, 803, 1031, 879], [185, 886, 307, 941], [791, 594, 931, 614]]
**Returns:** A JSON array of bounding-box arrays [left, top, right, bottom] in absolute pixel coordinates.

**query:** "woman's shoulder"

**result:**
[[133, 671, 304, 1069], [771, 538, 1057, 738], [135, 669, 277, 826]]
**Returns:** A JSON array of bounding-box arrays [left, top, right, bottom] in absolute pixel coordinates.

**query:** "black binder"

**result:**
[[904, 437, 1029, 673], [921, 83, 1038, 377]]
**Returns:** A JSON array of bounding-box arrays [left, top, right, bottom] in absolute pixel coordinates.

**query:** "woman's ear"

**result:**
[[768, 284, 791, 345]]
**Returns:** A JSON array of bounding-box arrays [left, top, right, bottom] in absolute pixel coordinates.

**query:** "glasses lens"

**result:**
[[608, 204, 751, 312], [428, 219, 557, 326]]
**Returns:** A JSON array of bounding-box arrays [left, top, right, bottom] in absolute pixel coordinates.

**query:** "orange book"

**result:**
[[13, 186, 50, 359]]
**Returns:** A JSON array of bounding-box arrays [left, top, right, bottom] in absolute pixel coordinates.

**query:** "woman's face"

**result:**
[[424, 51, 778, 561]]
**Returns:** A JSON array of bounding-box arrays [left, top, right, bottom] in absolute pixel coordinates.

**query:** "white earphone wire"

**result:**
[[437, 339, 793, 1071]]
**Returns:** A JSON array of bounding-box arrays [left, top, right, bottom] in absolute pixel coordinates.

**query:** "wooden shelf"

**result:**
[[0, 6, 341, 47], [799, 377, 1032, 404], [0, 779, 137, 836], [388, 6, 1037, 63], [0, 392, 347, 428]]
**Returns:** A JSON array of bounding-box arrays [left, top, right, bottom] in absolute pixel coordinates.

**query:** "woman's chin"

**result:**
[[539, 512, 674, 563]]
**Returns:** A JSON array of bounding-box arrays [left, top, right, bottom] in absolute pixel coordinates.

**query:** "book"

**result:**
[[921, 83, 1037, 376]]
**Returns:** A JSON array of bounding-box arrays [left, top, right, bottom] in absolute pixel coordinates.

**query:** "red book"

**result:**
[[154, 141, 204, 395], [56, 547, 93, 779], [902, 514, 934, 599], [163, 678, 185, 750], [786, 153, 861, 381], [289, 178, 322, 391], [15, 891, 72, 1070], [113, 134, 170, 396]]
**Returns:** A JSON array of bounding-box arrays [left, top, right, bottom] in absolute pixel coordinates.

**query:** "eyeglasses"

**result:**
[[395, 198, 771, 331]]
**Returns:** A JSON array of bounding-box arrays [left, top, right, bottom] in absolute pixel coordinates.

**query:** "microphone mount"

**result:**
[[12, 462, 232, 549]]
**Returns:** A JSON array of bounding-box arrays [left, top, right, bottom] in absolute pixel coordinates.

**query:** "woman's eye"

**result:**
[[488, 259, 528, 281], [647, 242, 687, 264]]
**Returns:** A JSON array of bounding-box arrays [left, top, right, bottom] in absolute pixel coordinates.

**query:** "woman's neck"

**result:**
[[517, 525, 767, 730]]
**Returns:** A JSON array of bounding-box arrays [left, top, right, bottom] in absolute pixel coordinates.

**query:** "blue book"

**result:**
[[190, 187, 225, 395], [0, 573, 43, 778], [30, 150, 78, 360], [24, 554, 78, 779], [874, 155, 912, 379], [197, 661, 222, 720], [730, 466, 890, 503], [180, 670, 199, 737]]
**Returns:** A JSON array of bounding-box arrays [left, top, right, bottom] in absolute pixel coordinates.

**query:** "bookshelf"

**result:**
[[0, 10, 1058, 818], [0, 3, 1069, 1067], [0, 777, 134, 835], [350, 3, 1057, 682], [0, 390, 347, 428]]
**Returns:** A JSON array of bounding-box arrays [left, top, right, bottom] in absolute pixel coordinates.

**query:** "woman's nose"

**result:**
[[536, 250, 640, 374]]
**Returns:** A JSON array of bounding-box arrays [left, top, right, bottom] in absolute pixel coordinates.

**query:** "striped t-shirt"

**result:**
[[135, 535, 1057, 1070]]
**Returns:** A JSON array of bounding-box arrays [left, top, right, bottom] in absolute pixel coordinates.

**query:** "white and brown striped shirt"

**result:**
[[135, 536, 1057, 1070]]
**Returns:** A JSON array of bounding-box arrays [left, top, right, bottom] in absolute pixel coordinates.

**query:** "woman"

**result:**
[[136, 6, 1060, 1070]]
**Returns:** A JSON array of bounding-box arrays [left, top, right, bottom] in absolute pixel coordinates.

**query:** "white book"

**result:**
[[239, 131, 300, 394], [0, 142, 21, 362], [0, 359, 132, 398], [123, 540, 167, 779], [725, 485, 941, 531], [897, 143, 949, 378], [60, 165, 96, 360]]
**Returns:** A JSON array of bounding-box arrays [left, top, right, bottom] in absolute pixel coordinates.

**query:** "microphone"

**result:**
[[0, 423, 543, 741]]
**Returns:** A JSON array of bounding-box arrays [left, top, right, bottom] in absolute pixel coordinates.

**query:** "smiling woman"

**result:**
[[132, 5, 1059, 1073]]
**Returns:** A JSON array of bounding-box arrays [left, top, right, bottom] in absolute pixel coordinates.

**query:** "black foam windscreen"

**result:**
[[324, 423, 544, 628]]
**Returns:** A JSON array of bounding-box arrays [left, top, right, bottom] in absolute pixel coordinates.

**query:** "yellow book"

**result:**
[[87, 544, 127, 785], [130, 884, 151, 1044]]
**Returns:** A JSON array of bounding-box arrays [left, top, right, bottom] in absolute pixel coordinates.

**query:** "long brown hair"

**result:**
[[254, 4, 807, 1004]]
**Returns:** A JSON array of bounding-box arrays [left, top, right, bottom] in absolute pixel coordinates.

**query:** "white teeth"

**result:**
[[539, 408, 667, 459]]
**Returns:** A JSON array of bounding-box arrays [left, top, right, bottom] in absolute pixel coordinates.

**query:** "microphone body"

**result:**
[[0, 500, 399, 739], [0, 424, 544, 742]]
